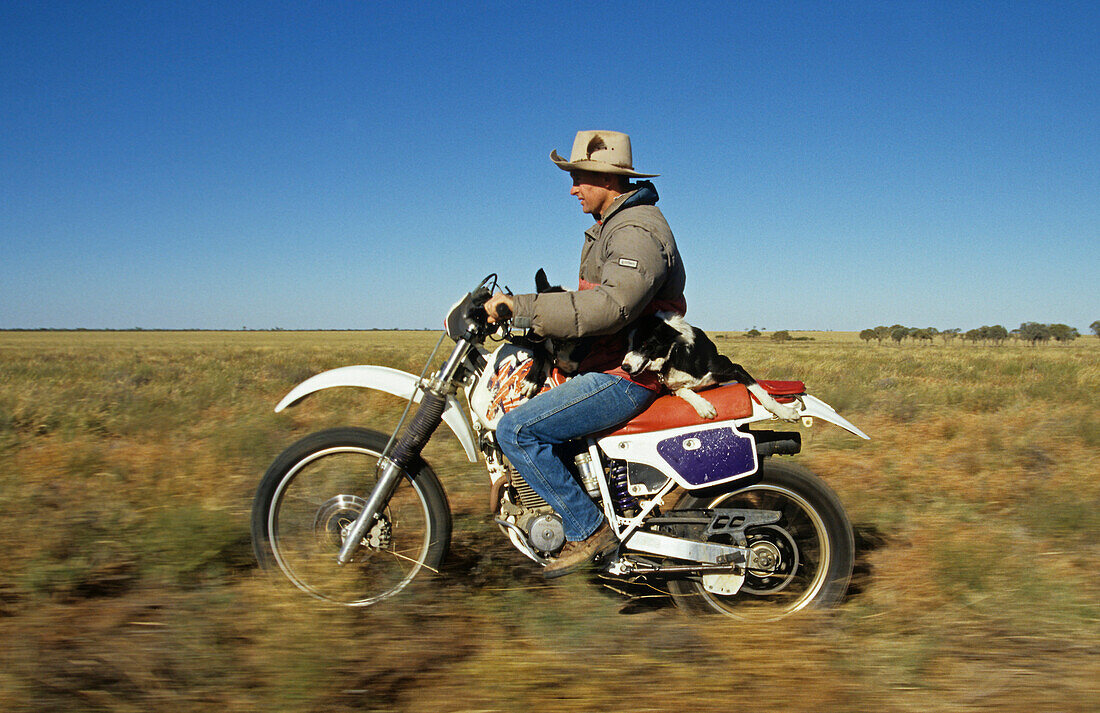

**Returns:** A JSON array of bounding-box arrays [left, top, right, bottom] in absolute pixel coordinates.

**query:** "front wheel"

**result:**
[[251, 427, 451, 606], [667, 459, 853, 620]]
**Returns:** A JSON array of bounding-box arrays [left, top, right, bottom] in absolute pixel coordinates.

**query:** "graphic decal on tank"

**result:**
[[484, 345, 569, 421]]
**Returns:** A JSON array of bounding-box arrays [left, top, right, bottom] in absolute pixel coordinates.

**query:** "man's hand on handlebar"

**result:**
[[484, 293, 514, 324]]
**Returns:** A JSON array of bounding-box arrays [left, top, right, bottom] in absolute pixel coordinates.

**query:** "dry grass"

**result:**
[[1, 330, 1098, 712]]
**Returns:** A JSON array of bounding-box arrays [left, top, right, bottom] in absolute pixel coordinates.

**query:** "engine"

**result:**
[[520, 512, 565, 554], [499, 464, 566, 555], [496, 454, 669, 556]]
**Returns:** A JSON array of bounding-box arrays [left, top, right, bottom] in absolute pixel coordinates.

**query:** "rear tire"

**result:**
[[251, 427, 451, 606], [667, 459, 853, 620]]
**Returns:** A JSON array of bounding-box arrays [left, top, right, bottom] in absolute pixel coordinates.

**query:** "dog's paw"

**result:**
[[518, 377, 542, 399], [554, 357, 580, 374], [678, 389, 718, 419], [695, 402, 718, 419], [769, 403, 801, 421]]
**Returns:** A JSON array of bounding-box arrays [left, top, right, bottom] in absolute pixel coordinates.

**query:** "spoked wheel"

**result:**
[[667, 460, 853, 620], [251, 428, 451, 606]]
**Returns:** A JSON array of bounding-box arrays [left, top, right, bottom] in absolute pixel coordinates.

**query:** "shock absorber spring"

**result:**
[[608, 459, 637, 510]]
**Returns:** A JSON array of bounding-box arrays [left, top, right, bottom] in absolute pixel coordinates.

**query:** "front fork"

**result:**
[[336, 335, 474, 565]]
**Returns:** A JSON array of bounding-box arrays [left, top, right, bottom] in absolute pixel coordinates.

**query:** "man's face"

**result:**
[[569, 170, 618, 216]]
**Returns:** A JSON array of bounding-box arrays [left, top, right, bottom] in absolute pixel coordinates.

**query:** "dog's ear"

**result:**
[[637, 321, 680, 360], [666, 340, 684, 363], [658, 321, 683, 345], [629, 316, 660, 352], [535, 268, 551, 293]]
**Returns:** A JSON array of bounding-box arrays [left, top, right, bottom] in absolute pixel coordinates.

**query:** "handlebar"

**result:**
[[468, 282, 512, 323], [444, 274, 528, 342]]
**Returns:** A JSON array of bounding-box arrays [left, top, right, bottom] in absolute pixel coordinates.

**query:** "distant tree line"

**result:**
[[858, 322, 1096, 346], [740, 329, 814, 342]]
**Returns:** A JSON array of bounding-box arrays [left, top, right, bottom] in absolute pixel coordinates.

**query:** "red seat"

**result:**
[[604, 383, 754, 436], [757, 379, 806, 399]]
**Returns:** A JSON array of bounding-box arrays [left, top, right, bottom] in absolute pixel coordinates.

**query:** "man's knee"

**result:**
[[499, 412, 546, 459], [496, 411, 522, 453]]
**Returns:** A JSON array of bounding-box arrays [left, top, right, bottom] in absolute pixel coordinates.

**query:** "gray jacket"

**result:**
[[511, 182, 686, 340]]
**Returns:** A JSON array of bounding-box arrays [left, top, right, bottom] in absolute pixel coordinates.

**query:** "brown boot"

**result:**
[[542, 521, 618, 579]]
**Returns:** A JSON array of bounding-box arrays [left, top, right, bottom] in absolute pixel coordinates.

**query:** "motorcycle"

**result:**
[[251, 275, 870, 619]]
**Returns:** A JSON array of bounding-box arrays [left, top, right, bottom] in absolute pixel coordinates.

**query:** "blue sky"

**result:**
[[2, 1, 1097, 331]]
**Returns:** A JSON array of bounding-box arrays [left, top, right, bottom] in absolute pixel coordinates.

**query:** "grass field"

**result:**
[[1, 330, 1097, 712]]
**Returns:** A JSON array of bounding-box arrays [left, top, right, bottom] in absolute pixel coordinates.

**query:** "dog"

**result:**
[[622, 312, 801, 421], [513, 269, 589, 397]]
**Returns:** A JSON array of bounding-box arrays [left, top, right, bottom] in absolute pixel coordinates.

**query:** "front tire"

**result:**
[[667, 459, 853, 620], [251, 427, 451, 606]]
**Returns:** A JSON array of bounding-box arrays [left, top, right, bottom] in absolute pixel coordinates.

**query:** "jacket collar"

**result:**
[[594, 181, 659, 224]]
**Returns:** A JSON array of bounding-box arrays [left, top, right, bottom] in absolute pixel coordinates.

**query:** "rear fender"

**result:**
[[741, 394, 870, 440], [797, 394, 870, 440], [274, 365, 480, 463]]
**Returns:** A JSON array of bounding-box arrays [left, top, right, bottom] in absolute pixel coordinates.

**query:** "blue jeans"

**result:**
[[496, 372, 655, 541]]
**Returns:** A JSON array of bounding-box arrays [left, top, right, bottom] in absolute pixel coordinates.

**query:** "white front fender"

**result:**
[[274, 365, 480, 463]]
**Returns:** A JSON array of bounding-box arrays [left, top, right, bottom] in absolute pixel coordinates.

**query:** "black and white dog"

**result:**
[[622, 312, 800, 421], [514, 269, 588, 397]]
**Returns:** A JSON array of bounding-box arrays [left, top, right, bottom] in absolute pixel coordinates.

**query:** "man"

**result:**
[[485, 130, 686, 578]]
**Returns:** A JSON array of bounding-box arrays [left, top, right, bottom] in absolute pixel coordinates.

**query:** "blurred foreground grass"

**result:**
[[1, 330, 1098, 712]]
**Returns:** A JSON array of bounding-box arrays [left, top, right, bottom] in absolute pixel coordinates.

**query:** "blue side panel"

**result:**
[[655, 427, 758, 487]]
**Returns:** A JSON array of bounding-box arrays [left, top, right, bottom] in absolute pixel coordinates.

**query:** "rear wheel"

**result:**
[[667, 460, 853, 620], [251, 428, 451, 606]]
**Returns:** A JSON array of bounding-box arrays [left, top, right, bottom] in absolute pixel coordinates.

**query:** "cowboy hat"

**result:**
[[549, 130, 659, 178]]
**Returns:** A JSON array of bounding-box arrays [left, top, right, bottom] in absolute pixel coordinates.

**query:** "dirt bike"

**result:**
[[251, 275, 870, 619]]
